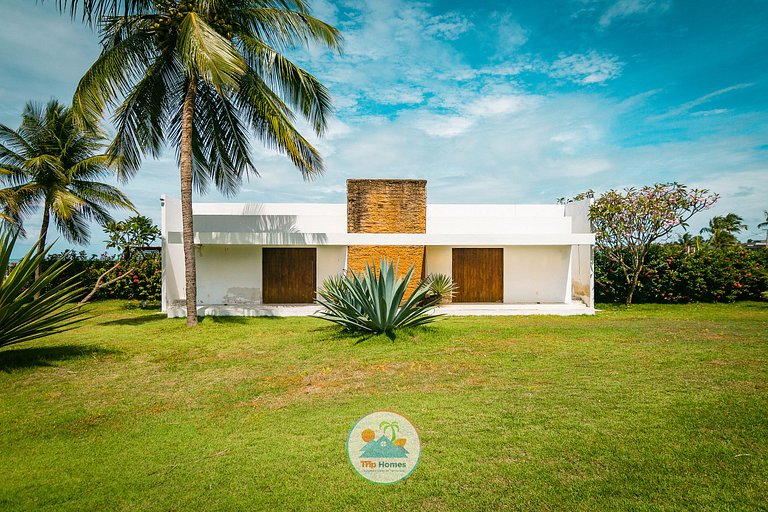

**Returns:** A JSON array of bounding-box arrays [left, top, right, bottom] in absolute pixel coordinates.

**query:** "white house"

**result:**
[[161, 179, 595, 317]]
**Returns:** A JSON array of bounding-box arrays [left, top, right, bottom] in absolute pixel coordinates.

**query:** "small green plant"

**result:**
[[421, 273, 457, 304], [0, 230, 87, 349], [315, 260, 442, 335]]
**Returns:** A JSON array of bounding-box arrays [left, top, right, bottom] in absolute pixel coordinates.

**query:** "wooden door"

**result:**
[[262, 248, 316, 303], [452, 248, 503, 303]]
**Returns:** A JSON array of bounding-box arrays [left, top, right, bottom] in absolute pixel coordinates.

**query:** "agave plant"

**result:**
[[421, 273, 457, 304], [315, 260, 442, 334], [0, 230, 87, 349]]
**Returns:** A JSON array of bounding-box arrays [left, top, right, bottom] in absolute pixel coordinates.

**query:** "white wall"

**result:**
[[504, 246, 572, 303], [161, 195, 184, 311], [193, 245, 346, 305], [427, 204, 573, 235], [317, 246, 347, 286], [424, 246, 452, 276], [565, 199, 594, 306], [196, 245, 263, 305]]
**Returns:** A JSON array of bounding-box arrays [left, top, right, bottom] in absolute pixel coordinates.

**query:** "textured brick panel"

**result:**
[[347, 179, 426, 233], [347, 245, 425, 297]]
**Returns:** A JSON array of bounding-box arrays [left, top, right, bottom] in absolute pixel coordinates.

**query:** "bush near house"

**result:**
[[596, 244, 768, 303], [41, 251, 162, 302]]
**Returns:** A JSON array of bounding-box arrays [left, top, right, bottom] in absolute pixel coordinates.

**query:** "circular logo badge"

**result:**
[[347, 411, 421, 484]]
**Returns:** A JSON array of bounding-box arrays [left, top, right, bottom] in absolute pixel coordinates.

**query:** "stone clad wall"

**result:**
[[347, 179, 426, 233], [346, 179, 427, 296]]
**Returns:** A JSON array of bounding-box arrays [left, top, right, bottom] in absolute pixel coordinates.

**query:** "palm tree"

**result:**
[[0, 100, 135, 280], [380, 420, 400, 441], [72, 0, 342, 326], [700, 213, 747, 248], [758, 210, 768, 246]]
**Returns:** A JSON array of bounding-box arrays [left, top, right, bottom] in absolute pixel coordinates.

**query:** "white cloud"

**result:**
[[493, 13, 529, 54], [423, 12, 473, 40], [549, 51, 624, 84], [465, 95, 535, 117], [414, 114, 474, 137], [598, 0, 671, 27], [649, 83, 754, 121]]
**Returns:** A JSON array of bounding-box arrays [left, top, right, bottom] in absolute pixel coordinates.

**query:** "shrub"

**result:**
[[41, 251, 161, 302], [315, 260, 442, 334], [421, 273, 457, 304], [596, 244, 768, 303]]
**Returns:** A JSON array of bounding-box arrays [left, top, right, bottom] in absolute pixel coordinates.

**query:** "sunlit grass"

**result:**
[[1, 301, 766, 510]]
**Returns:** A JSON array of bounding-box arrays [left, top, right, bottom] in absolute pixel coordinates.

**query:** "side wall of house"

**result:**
[[565, 199, 594, 307], [161, 195, 184, 312]]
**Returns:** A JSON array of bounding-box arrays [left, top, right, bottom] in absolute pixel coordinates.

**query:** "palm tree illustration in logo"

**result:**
[[380, 421, 407, 448], [359, 419, 409, 458]]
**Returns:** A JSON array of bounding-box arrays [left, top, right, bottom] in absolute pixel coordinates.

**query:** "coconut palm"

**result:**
[[72, 0, 341, 326], [758, 210, 768, 245], [700, 213, 747, 248], [676, 232, 704, 254], [0, 100, 135, 280]]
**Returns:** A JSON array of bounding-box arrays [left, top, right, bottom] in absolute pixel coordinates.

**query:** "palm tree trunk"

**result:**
[[35, 205, 51, 283], [180, 78, 198, 327]]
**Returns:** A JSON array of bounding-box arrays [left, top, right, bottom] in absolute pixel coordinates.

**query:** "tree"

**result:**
[[757, 210, 768, 246], [0, 100, 135, 280], [590, 183, 718, 305], [700, 213, 747, 248], [675, 232, 704, 254], [72, 0, 342, 326], [0, 229, 86, 349], [78, 214, 160, 307]]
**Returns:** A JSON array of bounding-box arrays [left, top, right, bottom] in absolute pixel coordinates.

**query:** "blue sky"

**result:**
[[1, 0, 767, 256]]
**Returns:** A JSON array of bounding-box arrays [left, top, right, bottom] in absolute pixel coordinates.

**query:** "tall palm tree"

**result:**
[[700, 213, 747, 248], [72, 0, 341, 326], [758, 210, 768, 246], [0, 100, 135, 279]]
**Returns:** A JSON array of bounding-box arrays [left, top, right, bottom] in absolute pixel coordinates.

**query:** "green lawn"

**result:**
[[1, 301, 767, 511]]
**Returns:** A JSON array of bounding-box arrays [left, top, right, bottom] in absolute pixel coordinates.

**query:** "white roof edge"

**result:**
[[166, 232, 594, 246]]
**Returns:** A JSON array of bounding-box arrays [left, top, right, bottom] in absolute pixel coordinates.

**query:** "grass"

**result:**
[[1, 301, 767, 511]]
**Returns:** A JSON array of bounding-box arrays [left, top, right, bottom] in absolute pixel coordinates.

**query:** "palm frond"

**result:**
[[236, 69, 324, 179], [242, 7, 343, 53], [72, 21, 156, 130], [239, 35, 333, 134], [176, 12, 246, 91]]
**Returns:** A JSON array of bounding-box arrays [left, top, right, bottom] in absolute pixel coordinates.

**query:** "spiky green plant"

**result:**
[[315, 260, 442, 335], [421, 273, 457, 304], [0, 230, 87, 349]]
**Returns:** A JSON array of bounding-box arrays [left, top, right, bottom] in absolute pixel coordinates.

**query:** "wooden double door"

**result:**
[[262, 248, 316, 304], [452, 248, 504, 303]]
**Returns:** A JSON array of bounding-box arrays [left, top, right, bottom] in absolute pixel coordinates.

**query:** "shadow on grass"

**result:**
[[0, 345, 119, 372], [311, 325, 396, 344], [98, 313, 168, 326], [200, 316, 253, 325]]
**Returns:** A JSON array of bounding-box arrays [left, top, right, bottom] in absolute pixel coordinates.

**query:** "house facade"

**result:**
[[161, 179, 595, 317]]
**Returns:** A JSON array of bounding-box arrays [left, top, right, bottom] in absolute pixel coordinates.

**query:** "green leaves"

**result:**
[[315, 260, 443, 335], [0, 99, 135, 246], [177, 12, 246, 91], [0, 230, 87, 349]]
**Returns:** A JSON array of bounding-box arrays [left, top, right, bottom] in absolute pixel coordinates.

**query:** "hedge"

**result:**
[[596, 245, 768, 303]]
